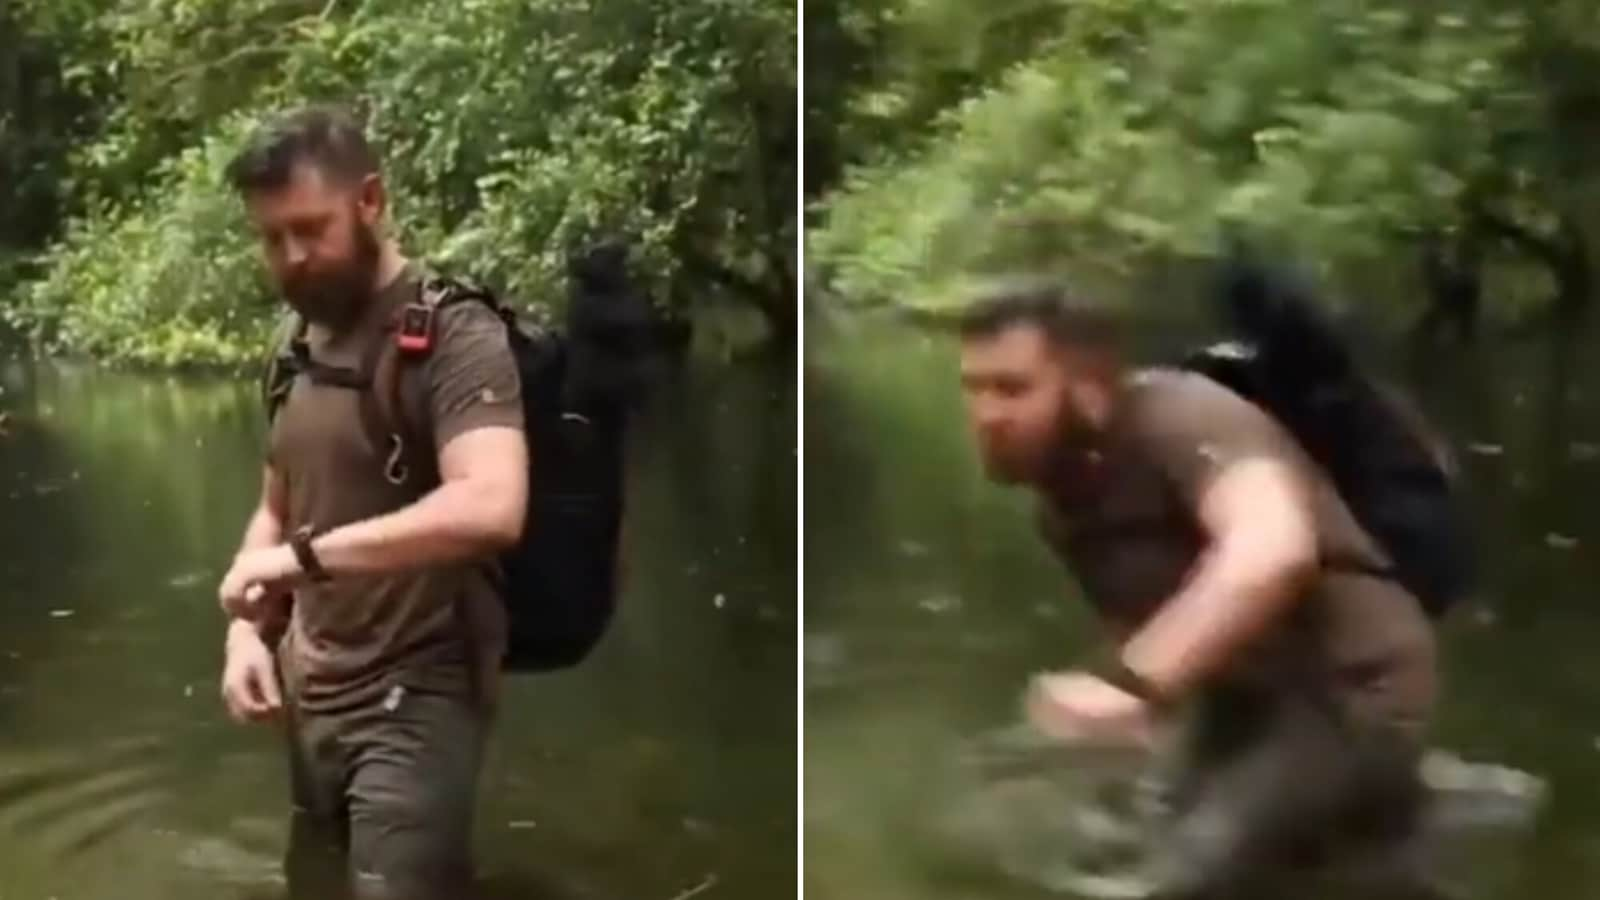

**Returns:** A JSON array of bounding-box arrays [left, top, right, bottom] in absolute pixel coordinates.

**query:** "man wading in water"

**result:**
[[957, 284, 1440, 898], [215, 105, 526, 899]]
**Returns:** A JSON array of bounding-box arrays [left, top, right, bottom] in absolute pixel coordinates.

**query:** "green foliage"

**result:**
[[0, 0, 110, 266], [9, 116, 273, 369], [810, 0, 1600, 319], [4, 0, 796, 367]]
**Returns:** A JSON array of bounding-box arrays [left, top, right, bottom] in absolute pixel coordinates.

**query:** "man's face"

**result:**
[[960, 324, 1091, 484], [242, 163, 383, 326]]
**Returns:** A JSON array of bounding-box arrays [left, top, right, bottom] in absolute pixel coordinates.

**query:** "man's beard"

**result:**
[[979, 401, 1094, 486], [281, 221, 381, 330]]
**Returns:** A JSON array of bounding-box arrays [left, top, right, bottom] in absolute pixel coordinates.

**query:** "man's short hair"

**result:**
[[226, 104, 379, 194], [957, 280, 1123, 352]]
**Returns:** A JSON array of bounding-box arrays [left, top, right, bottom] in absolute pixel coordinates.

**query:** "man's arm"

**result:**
[[220, 465, 292, 721], [306, 300, 528, 576], [237, 465, 288, 555], [219, 425, 527, 615], [220, 300, 527, 613], [309, 425, 528, 575], [1119, 457, 1319, 700], [226, 466, 288, 643]]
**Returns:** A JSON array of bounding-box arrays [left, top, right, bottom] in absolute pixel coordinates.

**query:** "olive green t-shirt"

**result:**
[[1037, 368, 1436, 730], [268, 262, 523, 712]]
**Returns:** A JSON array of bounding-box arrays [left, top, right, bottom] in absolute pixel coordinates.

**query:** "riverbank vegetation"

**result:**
[[806, 0, 1600, 336], [1, 0, 795, 368]]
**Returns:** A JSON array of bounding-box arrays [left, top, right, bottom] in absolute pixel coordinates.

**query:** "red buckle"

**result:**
[[396, 303, 435, 354]]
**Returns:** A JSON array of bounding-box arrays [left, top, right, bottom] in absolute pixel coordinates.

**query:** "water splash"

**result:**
[[929, 725, 1546, 898]]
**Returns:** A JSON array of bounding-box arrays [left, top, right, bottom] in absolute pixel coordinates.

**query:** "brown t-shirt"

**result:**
[[1037, 368, 1436, 729], [268, 262, 523, 712]]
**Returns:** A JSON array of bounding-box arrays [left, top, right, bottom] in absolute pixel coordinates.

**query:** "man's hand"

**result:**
[[1025, 671, 1155, 748], [218, 544, 302, 620], [220, 621, 283, 724]]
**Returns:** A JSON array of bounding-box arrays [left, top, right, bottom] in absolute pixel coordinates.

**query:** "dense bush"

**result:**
[[808, 0, 1600, 323], [2, 0, 796, 368]]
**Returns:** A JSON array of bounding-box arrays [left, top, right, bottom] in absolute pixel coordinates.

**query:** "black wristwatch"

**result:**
[[1090, 650, 1172, 709], [290, 524, 332, 584]]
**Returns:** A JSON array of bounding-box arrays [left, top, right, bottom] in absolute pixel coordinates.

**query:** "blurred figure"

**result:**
[[957, 282, 1440, 898]]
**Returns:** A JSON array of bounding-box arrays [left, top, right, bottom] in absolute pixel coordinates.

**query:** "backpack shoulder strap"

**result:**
[[361, 272, 504, 487], [262, 313, 309, 425]]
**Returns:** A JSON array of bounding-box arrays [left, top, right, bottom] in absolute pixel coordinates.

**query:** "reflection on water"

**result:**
[[0, 353, 795, 899], [805, 318, 1600, 900]]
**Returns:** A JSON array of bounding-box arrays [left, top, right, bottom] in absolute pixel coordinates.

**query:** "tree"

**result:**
[[4, 0, 796, 367], [810, 0, 1600, 330], [0, 0, 110, 277]]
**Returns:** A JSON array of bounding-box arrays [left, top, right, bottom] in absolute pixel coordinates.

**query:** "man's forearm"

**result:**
[[1115, 458, 1319, 702], [309, 478, 522, 578], [228, 505, 286, 638], [237, 505, 285, 556], [227, 615, 268, 649], [1120, 536, 1313, 699]]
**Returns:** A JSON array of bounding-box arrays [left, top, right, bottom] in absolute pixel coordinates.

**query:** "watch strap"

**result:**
[[290, 525, 332, 583], [1087, 648, 1172, 709]]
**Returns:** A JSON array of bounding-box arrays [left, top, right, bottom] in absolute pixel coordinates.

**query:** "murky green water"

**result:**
[[0, 353, 795, 899], [804, 315, 1600, 900]]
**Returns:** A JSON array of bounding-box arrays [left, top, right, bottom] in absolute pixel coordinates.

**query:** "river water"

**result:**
[[805, 315, 1600, 899], [0, 352, 795, 899]]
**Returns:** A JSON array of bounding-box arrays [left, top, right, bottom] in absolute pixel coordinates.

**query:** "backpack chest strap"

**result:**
[[296, 340, 374, 390], [265, 274, 501, 488], [362, 276, 474, 487], [363, 317, 437, 488], [266, 316, 424, 487]]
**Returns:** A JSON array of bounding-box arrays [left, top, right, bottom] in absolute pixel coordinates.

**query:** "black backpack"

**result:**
[[1177, 254, 1474, 618], [262, 273, 627, 672]]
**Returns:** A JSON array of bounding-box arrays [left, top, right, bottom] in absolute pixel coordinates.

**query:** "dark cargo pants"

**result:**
[[283, 683, 488, 900], [1148, 681, 1432, 900]]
